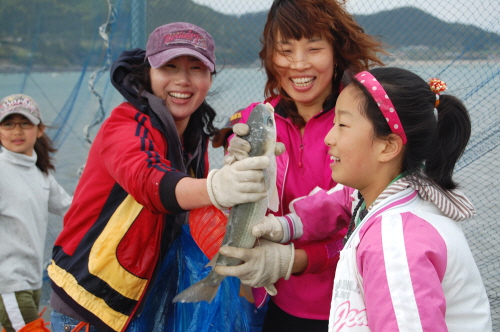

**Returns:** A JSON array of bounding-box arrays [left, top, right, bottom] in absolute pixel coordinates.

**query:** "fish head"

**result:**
[[240, 103, 279, 212], [242, 103, 276, 158]]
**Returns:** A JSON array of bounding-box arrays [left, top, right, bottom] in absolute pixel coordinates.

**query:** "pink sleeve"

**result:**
[[295, 235, 343, 274], [357, 212, 448, 331], [224, 102, 260, 146], [292, 185, 354, 242]]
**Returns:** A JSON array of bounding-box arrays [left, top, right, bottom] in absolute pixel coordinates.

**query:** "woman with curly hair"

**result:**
[[214, 1, 387, 331]]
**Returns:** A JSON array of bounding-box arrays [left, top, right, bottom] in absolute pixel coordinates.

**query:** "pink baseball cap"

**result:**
[[0, 94, 42, 125], [145, 22, 216, 72]]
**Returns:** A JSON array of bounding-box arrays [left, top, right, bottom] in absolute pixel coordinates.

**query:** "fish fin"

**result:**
[[239, 284, 255, 303], [264, 102, 275, 113], [172, 277, 221, 303], [266, 154, 279, 212], [268, 182, 279, 212], [205, 254, 219, 268]]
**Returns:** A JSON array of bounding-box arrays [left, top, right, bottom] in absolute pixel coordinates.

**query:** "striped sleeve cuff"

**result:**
[[277, 212, 303, 243]]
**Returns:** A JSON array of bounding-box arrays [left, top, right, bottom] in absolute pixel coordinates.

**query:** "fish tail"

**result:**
[[172, 275, 222, 303]]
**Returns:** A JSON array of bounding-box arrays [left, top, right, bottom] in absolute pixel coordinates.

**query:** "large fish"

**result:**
[[173, 102, 278, 303]]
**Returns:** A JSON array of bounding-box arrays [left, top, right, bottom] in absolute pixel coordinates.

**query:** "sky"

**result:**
[[192, 0, 500, 34]]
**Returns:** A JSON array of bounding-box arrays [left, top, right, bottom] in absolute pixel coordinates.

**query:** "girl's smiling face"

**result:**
[[324, 85, 386, 193], [0, 114, 43, 156]]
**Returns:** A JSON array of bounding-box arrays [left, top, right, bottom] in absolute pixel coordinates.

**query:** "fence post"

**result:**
[[131, 0, 147, 48]]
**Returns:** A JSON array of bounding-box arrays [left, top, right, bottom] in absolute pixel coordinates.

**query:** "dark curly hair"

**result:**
[[260, 0, 387, 127]]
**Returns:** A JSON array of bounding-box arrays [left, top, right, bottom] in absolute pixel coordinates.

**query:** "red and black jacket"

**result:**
[[49, 49, 209, 332]]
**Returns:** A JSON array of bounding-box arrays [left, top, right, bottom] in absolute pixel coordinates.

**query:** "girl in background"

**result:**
[[325, 67, 492, 331], [0, 94, 72, 332]]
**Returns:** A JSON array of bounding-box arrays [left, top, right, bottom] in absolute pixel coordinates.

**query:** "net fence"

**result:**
[[0, 0, 498, 329]]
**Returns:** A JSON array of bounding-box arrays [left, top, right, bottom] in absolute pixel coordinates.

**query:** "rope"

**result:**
[[77, 0, 117, 177], [84, 0, 117, 147], [71, 322, 91, 332]]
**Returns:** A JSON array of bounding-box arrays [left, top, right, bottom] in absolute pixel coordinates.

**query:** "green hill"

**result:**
[[0, 0, 498, 71]]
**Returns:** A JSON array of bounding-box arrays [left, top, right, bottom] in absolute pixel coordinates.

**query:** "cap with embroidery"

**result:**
[[0, 94, 41, 125], [145, 22, 216, 72]]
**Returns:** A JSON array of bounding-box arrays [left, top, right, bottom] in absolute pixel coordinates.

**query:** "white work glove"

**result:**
[[223, 123, 251, 164], [207, 156, 270, 210], [214, 239, 295, 296], [252, 213, 304, 243], [224, 123, 286, 165]]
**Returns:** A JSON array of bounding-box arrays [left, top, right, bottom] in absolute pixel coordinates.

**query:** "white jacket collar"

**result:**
[[0, 147, 37, 168]]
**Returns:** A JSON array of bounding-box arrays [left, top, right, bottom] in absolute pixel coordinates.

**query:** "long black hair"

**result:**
[[34, 125, 57, 174], [128, 60, 219, 154], [352, 67, 471, 191]]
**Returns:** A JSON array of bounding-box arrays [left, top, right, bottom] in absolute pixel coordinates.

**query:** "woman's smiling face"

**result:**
[[150, 55, 212, 125], [273, 35, 334, 108]]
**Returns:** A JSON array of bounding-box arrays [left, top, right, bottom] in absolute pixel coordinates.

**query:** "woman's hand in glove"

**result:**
[[224, 123, 286, 165], [207, 156, 270, 210], [223, 123, 252, 164], [214, 239, 295, 296]]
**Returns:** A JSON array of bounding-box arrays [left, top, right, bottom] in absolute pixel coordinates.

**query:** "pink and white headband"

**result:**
[[354, 71, 407, 145]]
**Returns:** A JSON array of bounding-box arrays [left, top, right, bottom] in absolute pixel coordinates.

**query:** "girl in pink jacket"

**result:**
[[323, 68, 491, 331], [251, 67, 492, 331]]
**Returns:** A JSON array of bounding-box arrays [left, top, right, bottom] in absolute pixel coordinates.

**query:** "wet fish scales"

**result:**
[[172, 103, 277, 303]]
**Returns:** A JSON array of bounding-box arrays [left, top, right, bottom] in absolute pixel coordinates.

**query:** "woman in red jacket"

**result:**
[[48, 22, 270, 332]]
